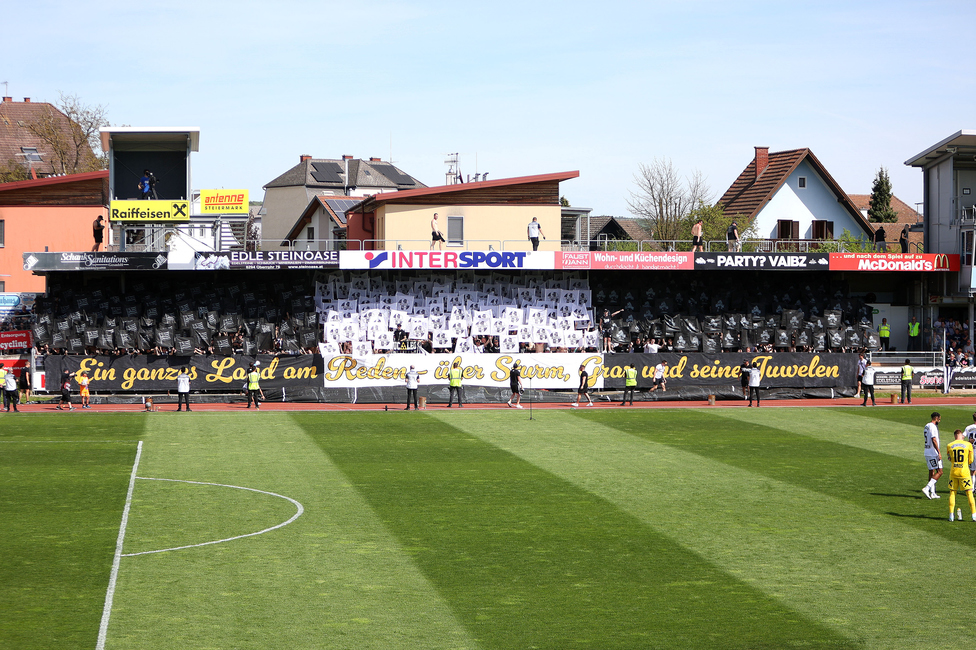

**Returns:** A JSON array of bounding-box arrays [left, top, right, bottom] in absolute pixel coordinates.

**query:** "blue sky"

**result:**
[[5, 0, 973, 216]]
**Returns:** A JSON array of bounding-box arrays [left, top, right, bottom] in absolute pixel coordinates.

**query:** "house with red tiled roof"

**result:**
[[0, 96, 99, 179], [847, 193, 922, 253], [718, 147, 874, 245]]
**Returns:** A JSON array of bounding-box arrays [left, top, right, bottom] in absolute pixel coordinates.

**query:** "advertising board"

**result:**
[[23, 252, 168, 271], [340, 250, 555, 270], [110, 200, 191, 222], [557, 251, 694, 270], [199, 190, 249, 214]]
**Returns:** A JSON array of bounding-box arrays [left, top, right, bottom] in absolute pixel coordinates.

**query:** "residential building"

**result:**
[[283, 196, 358, 251], [0, 171, 109, 291], [0, 96, 100, 180], [848, 193, 922, 252], [262, 155, 425, 248], [719, 147, 874, 247], [581, 216, 652, 250], [345, 171, 578, 251]]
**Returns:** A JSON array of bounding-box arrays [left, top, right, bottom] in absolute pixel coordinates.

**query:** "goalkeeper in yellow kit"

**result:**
[[947, 429, 976, 522]]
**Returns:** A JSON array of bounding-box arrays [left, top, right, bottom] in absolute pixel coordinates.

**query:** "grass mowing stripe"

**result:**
[[0, 415, 145, 650], [298, 412, 857, 649], [106, 412, 476, 650], [715, 406, 976, 462], [440, 409, 976, 648], [621, 409, 976, 547], [714, 408, 922, 461]]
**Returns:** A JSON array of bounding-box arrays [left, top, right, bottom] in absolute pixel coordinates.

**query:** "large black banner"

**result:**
[[44, 354, 323, 392], [603, 353, 857, 389]]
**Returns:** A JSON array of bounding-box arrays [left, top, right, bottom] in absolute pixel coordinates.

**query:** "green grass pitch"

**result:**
[[2, 406, 973, 649]]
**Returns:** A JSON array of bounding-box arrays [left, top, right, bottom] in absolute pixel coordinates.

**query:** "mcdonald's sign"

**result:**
[[828, 252, 959, 272]]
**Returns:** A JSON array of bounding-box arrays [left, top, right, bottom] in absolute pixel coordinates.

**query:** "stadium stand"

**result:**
[[26, 268, 883, 359], [590, 271, 880, 353]]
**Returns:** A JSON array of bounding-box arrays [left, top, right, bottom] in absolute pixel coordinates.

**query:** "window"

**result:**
[[798, 177, 807, 188], [0, 219, 4, 247], [20, 147, 42, 162], [963, 231, 974, 266], [447, 216, 463, 245], [307, 226, 314, 241], [812, 220, 834, 240], [777, 219, 799, 240], [0, 281, 4, 292]]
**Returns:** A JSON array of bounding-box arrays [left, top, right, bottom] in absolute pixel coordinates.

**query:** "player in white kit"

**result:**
[[923, 412, 943, 499]]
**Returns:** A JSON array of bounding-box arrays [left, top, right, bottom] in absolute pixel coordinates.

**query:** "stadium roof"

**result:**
[[348, 171, 580, 213], [99, 127, 200, 152], [0, 169, 109, 206], [904, 130, 976, 168]]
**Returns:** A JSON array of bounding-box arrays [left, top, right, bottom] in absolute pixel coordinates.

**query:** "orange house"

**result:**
[[0, 171, 109, 292]]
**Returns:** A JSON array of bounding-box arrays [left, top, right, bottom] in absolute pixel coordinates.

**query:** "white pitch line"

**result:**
[[0, 440, 136, 443], [96, 440, 143, 650], [121, 478, 304, 557]]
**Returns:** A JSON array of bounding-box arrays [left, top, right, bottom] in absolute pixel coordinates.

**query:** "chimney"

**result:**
[[23, 97, 30, 103], [342, 155, 353, 160], [1, 97, 11, 103], [369, 157, 381, 162], [299, 154, 312, 162], [755, 147, 769, 180]]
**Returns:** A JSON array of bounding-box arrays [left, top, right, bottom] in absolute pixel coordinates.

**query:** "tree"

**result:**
[[26, 92, 108, 175], [245, 213, 262, 252], [867, 167, 898, 223], [0, 159, 31, 183], [685, 202, 758, 247], [560, 195, 570, 207], [627, 158, 712, 242]]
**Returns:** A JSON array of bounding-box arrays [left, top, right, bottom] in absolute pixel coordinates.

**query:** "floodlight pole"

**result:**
[[529, 375, 533, 421]]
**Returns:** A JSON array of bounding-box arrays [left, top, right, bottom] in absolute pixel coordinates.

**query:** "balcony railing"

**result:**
[[103, 235, 902, 255], [273, 237, 880, 253]]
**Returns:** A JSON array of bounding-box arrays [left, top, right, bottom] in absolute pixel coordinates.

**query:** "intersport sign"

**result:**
[[340, 250, 554, 270]]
